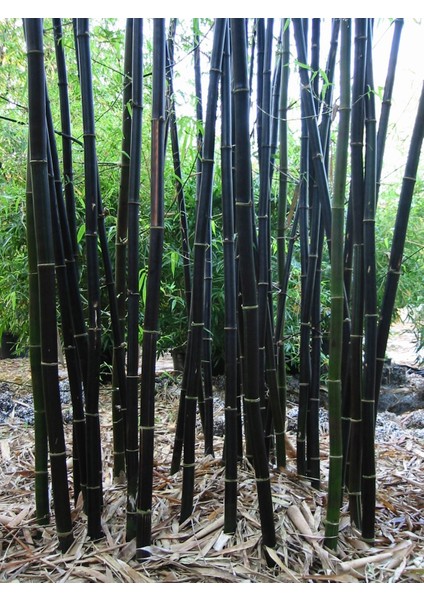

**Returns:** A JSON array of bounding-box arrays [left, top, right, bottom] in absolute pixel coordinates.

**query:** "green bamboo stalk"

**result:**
[[231, 17, 276, 556], [375, 82, 424, 410], [26, 155, 49, 526], [76, 17, 103, 541], [25, 17, 74, 552], [136, 18, 166, 558], [112, 18, 133, 482], [361, 21, 377, 543], [324, 18, 351, 552], [179, 19, 226, 525]]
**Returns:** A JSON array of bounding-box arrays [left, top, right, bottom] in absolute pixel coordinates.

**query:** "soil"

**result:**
[[0, 321, 423, 583]]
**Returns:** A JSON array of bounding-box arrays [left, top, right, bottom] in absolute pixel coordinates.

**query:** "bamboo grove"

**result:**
[[21, 18, 423, 559]]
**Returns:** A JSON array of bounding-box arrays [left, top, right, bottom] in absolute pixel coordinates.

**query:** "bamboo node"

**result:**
[[244, 397, 260, 404], [255, 476, 270, 483], [57, 530, 74, 538], [49, 451, 67, 457]]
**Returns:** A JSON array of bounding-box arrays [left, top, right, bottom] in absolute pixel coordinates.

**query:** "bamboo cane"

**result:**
[[26, 156, 49, 526], [125, 18, 143, 542], [361, 20, 377, 543], [25, 17, 74, 551], [221, 21, 238, 534], [231, 17, 276, 556], [347, 19, 368, 529], [324, 18, 351, 552], [112, 18, 133, 481], [75, 17, 103, 541], [137, 18, 166, 557], [375, 82, 424, 410]]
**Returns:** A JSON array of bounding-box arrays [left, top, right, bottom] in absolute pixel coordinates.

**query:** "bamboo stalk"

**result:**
[[75, 17, 103, 541], [324, 18, 351, 552], [375, 82, 424, 410], [221, 21, 238, 534], [347, 19, 368, 529], [25, 17, 74, 552], [26, 155, 49, 526], [52, 19, 78, 260], [179, 19, 227, 525], [361, 19, 377, 544], [231, 17, 276, 556], [46, 95, 87, 507], [125, 18, 143, 542], [275, 19, 290, 469], [137, 18, 166, 558], [376, 19, 403, 202], [112, 18, 133, 481]]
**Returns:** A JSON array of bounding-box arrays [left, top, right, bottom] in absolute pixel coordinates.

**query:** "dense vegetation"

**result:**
[[0, 18, 423, 560]]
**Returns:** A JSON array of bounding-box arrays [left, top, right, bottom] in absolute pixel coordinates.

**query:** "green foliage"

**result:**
[[376, 178, 424, 354]]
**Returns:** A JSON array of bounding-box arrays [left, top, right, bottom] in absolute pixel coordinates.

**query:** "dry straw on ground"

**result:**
[[0, 358, 423, 583]]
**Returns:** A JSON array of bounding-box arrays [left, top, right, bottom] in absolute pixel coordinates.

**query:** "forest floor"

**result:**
[[0, 321, 423, 583]]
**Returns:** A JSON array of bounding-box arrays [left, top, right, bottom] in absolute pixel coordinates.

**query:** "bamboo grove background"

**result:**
[[14, 17, 424, 560]]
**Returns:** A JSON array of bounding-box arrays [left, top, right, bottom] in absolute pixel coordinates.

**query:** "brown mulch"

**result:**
[[0, 358, 423, 583]]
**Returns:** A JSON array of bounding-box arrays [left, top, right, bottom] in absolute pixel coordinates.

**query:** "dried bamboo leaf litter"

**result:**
[[1, 358, 423, 583]]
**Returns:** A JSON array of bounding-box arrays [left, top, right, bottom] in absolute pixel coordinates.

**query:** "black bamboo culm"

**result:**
[[25, 18, 74, 552], [125, 18, 143, 542], [53, 19, 89, 394], [75, 18, 103, 541], [45, 95, 87, 507], [52, 19, 78, 260], [26, 157, 49, 526], [375, 82, 424, 411], [165, 20, 193, 478], [231, 18, 276, 559], [292, 19, 332, 248], [166, 20, 192, 316], [361, 19, 378, 543], [376, 19, 403, 202], [112, 18, 133, 481], [346, 19, 368, 529], [136, 18, 166, 558], [220, 21, 238, 534], [275, 19, 290, 469], [178, 19, 227, 525], [324, 17, 351, 552], [296, 23, 311, 477]]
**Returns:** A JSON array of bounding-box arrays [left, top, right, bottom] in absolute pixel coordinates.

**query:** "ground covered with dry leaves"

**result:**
[[1, 357, 423, 583]]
